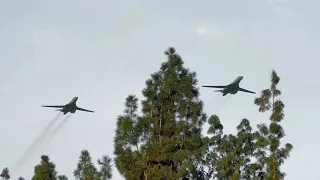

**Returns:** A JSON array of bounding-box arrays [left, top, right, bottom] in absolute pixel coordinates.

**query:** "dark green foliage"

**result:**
[[253, 70, 293, 180], [0, 168, 10, 180], [73, 150, 113, 180], [0, 150, 111, 179], [113, 95, 144, 179], [1, 49, 293, 180], [73, 150, 99, 180], [97, 155, 113, 180], [57, 175, 68, 180], [114, 47, 207, 179], [194, 70, 293, 180], [113, 48, 293, 180], [203, 116, 259, 180], [32, 155, 58, 180]]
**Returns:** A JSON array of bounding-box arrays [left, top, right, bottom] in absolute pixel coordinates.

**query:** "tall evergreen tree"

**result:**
[[32, 155, 57, 180], [73, 150, 99, 180], [201, 70, 294, 180], [57, 175, 68, 180], [114, 47, 207, 179], [114, 95, 145, 179], [0, 167, 10, 180], [203, 116, 259, 180], [253, 70, 293, 179], [97, 155, 113, 179], [200, 115, 224, 179]]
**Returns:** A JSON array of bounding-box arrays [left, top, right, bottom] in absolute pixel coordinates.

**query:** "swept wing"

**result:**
[[42, 105, 65, 108], [77, 107, 94, 113], [202, 85, 226, 88], [238, 88, 255, 94]]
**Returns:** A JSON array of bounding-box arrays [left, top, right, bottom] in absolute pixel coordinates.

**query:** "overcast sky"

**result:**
[[0, 0, 319, 179]]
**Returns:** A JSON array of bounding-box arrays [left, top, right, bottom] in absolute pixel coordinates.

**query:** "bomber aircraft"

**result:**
[[42, 97, 94, 115], [202, 76, 255, 96]]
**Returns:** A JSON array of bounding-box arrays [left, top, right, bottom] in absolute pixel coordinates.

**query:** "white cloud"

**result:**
[[196, 26, 208, 36], [195, 21, 243, 39], [195, 23, 228, 38]]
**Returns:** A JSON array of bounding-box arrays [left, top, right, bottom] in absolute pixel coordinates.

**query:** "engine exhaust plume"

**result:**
[[11, 112, 62, 174]]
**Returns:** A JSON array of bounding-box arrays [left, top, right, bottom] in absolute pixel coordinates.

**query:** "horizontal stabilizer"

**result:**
[[55, 109, 62, 111], [214, 90, 222, 92]]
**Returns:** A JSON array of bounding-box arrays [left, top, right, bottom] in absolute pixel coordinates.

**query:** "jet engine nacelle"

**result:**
[[231, 89, 238, 94]]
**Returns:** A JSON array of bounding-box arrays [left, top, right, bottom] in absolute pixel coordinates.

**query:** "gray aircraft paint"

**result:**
[[202, 76, 255, 96], [42, 97, 95, 115]]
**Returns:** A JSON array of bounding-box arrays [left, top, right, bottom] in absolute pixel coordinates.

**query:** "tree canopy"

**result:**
[[2, 47, 292, 180]]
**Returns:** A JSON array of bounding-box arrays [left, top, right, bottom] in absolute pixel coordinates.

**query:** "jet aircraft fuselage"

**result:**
[[221, 76, 243, 95], [42, 97, 94, 115], [60, 97, 78, 114], [202, 76, 255, 96]]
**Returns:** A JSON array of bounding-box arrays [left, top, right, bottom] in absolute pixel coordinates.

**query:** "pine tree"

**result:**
[[32, 155, 57, 180], [57, 175, 68, 180], [234, 119, 261, 180], [73, 150, 99, 180], [202, 70, 294, 180], [114, 95, 146, 179], [114, 47, 207, 179], [97, 155, 112, 179], [0, 167, 10, 180], [203, 116, 258, 180], [253, 70, 293, 179], [201, 115, 224, 179]]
